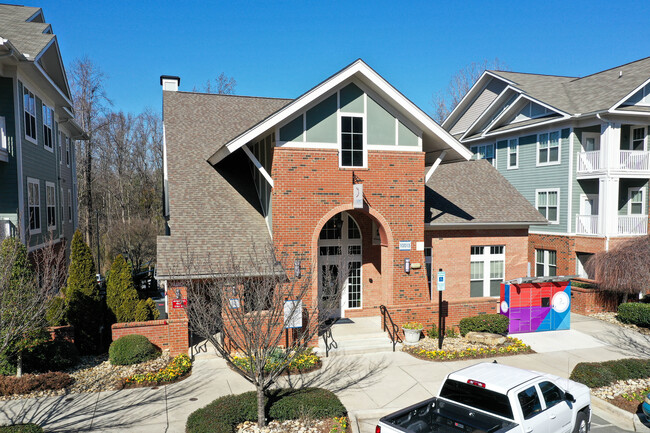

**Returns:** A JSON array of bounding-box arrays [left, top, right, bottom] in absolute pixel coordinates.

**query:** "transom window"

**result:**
[[470, 143, 495, 165], [341, 116, 363, 167], [536, 189, 559, 223], [470, 245, 505, 297], [536, 249, 557, 277], [628, 187, 646, 215], [46, 182, 56, 229], [27, 178, 40, 234], [538, 131, 560, 165], [23, 87, 36, 142], [43, 105, 54, 150], [508, 139, 518, 168]]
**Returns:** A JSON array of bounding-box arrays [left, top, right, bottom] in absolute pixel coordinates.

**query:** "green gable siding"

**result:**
[[279, 115, 303, 142], [398, 121, 418, 146], [339, 83, 363, 113], [305, 94, 336, 143], [367, 95, 395, 146], [495, 129, 571, 233], [0, 77, 18, 224]]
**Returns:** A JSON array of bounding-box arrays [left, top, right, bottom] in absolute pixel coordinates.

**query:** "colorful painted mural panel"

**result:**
[[500, 281, 571, 334]]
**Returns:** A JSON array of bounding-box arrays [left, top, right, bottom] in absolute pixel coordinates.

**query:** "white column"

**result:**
[[599, 177, 620, 236], [601, 122, 621, 172]]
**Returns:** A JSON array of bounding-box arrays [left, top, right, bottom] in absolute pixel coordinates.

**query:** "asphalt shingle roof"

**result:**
[[0, 5, 53, 58], [425, 159, 547, 226], [489, 56, 650, 114], [157, 91, 291, 278]]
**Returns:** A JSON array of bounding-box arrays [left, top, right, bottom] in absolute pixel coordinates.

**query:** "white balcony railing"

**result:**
[[618, 215, 648, 235], [619, 150, 650, 171], [575, 215, 599, 235], [577, 151, 601, 173]]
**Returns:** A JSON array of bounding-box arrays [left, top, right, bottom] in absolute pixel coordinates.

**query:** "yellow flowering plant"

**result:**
[[124, 354, 192, 386], [231, 347, 320, 373], [410, 337, 532, 361]]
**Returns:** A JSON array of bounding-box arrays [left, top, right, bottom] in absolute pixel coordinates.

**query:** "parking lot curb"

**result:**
[[591, 396, 635, 431]]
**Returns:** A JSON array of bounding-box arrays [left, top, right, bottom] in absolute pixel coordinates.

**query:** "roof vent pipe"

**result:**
[[160, 75, 180, 92], [619, 71, 623, 78]]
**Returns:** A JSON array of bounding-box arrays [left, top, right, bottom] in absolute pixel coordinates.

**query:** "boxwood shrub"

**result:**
[[24, 340, 80, 372], [570, 358, 650, 388], [459, 314, 509, 337], [617, 302, 650, 328], [186, 388, 347, 433], [109, 335, 159, 366], [0, 424, 43, 433]]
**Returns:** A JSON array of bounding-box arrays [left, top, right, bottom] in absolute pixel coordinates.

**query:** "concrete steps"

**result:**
[[316, 316, 401, 356]]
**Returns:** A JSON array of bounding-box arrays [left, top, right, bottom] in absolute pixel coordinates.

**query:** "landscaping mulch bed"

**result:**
[[237, 417, 351, 433], [609, 395, 643, 414], [402, 336, 534, 362], [228, 359, 323, 377]]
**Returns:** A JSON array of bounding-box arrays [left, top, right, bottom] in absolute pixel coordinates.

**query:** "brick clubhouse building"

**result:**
[[156, 60, 546, 335]]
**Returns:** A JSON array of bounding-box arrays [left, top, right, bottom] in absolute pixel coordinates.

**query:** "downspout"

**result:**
[[596, 113, 610, 251]]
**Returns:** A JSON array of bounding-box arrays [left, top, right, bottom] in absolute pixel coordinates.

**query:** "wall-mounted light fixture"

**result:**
[[294, 260, 301, 279], [404, 258, 411, 274]]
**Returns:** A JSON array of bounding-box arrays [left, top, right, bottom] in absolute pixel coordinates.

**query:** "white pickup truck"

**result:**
[[377, 362, 591, 433]]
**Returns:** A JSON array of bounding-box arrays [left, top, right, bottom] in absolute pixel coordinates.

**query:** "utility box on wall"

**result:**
[[500, 280, 571, 334]]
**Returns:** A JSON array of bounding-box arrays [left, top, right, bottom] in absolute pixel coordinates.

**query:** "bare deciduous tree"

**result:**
[[586, 235, 650, 302], [0, 233, 67, 376], [432, 58, 508, 123], [180, 244, 346, 427], [193, 72, 237, 95]]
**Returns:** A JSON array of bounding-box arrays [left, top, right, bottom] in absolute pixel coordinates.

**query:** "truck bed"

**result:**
[[379, 397, 518, 433]]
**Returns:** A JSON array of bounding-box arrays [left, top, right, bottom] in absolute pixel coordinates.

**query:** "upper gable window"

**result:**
[[23, 87, 37, 142], [624, 83, 650, 106], [470, 143, 495, 166], [341, 115, 364, 167], [43, 105, 54, 151], [514, 101, 553, 123]]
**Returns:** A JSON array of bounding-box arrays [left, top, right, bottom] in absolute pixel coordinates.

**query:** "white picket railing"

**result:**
[[618, 215, 648, 235], [619, 150, 650, 171], [577, 151, 601, 173], [575, 215, 599, 235]]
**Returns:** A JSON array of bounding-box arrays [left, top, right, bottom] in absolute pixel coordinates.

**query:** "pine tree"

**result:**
[[106, 254, 138, 322], [66, 230, 103, 353]]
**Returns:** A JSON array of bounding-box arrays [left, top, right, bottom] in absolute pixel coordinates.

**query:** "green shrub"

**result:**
[[0, 356, 16, 376], [45, 296, 67, 327], [106, 255, 139, 323], [186, 388, 347, 433], [570, 358, 650, 388], [459, 314, 509, 337], [426, 324, 438, 339], [109, 335, 159, 366], [24, 340, 79, 372], [617, 303, 650, 328], [0, 424, 43, 433], [134, 298, 160, 322]]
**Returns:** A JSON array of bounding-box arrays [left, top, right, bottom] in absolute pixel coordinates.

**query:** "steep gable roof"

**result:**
[[0, 4, 53, 59], [425, 159, 547, 227]]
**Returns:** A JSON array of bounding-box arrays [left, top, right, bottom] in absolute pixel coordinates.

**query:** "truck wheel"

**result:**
[[573, 412, 588, 433]]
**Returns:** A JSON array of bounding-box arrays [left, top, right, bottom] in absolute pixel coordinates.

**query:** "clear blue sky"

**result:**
[[9, 0, 650, 117]]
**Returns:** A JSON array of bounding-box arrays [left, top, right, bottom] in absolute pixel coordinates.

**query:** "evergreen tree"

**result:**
[[66, 230, 103, 353], [106, 255, 139, 322]]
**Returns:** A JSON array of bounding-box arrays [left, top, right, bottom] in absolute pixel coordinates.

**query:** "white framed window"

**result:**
[[67, 189, 72, 222], [536, 189, 559, 224], [340, 114, 365, 168], [631, 127, 646, 151], [470, 245, 505, 297], [27, 178, 41, 234], [514, 101, 553, 122], [58, 132, 64, 164], [46, 182, 56, 229], [537, 131, 560, 165], [628, 187, 646, 215], [65, 137, 71, 167], [470, 143, 495, 165], [23, 87, 37, 142], [508, 138, 518, 169], [42, 105, 54, 151], [536, 249, 557, 277]]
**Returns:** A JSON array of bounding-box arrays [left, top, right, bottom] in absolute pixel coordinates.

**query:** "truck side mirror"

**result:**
[[565, 392, 576, 403]]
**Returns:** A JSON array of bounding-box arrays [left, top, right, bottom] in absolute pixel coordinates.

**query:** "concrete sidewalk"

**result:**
[[0, 313, 648, 432]]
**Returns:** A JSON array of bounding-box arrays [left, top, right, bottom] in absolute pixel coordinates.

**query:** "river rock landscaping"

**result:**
[[236, 417, 350, 433], [590, 311, 650, 336]]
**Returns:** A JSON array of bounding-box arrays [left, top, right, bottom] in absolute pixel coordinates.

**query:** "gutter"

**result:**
[[424, 221, 548, 230]]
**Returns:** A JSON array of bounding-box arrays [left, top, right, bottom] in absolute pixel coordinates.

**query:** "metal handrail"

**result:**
[[379, 305, 402, 352], [321, 322, 338, 357]]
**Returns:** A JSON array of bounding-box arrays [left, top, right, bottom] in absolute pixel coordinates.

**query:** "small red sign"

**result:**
[[172, 299, 187, 309]]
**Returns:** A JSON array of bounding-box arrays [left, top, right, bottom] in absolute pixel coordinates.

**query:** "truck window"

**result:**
[[439, 379, 514, 420], [539, 381, 564, 408], [517, 386, 542, 420]]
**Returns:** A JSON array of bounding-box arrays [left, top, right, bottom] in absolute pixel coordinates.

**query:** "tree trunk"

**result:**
[[16, 351, 23, 378], [623, 292, 629, 303], [256, 386, 265, 427]]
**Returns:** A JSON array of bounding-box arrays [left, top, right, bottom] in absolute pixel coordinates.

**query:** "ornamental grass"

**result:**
[[408, 337, 532, 361], [123, 354, 192, 387]]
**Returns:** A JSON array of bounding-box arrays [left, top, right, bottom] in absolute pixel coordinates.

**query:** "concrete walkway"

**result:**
[[0, 313, 648, 432]]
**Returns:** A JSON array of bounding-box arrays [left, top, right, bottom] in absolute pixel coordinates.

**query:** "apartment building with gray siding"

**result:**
[[0, 5, 84, 254]]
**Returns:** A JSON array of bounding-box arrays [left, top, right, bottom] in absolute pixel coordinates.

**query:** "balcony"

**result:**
[[577, 150, 650, 175], [575, 214, 648, 235], [0, 220, 13, 238]]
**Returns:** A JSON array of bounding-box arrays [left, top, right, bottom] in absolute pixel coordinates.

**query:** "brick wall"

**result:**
[[48, 325, 74, 343], [111, 285, 189, 356], [571, 286, 621, 315]]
